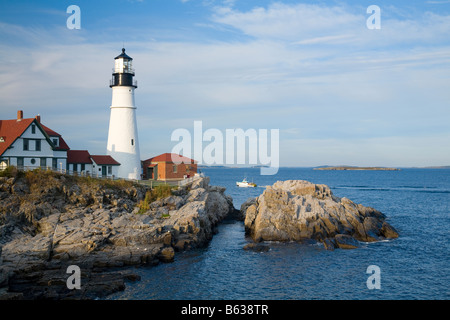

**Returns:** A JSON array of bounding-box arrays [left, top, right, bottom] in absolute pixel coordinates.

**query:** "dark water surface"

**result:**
[[107, 168, 450, 300]]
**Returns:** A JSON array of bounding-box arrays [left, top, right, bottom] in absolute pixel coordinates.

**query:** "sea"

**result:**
[[107, 167, 450, 300]]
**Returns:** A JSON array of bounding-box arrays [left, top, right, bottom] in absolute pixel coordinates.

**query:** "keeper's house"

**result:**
[[142, 153, 197, 181], [0, 111, 70, 171]]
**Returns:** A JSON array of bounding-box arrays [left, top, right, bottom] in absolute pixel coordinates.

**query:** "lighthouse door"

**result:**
[[101, 166, 107, 177]]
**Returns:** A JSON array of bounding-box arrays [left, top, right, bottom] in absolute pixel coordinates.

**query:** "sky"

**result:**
[[0, 0, 449, 167]]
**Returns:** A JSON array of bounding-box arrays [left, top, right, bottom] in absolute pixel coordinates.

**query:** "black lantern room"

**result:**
[[110, 48, 137, 88]]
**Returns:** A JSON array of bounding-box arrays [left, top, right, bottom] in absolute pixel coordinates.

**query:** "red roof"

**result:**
[[144, 153, 197, 164], [0, 118, 35, 156], [67, 150, 92, 164], [91, 155, 120, 166], [40, 124, 70, 151], [0, 114, 70, 156]]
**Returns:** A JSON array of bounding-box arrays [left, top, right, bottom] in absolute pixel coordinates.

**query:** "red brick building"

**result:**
[[142, 153, 197, 181]]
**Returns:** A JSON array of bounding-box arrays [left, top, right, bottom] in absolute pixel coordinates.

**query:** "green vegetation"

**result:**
[[76, 175, 136, 189], [1, 166, 137, 190], [1, 167, 180, 216], [0, 166, 24, 179], [137, 185, 175, 214]]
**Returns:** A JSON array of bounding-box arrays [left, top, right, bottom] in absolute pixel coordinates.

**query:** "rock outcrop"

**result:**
[[241, 180, 398, 249], [0, 171, 234, 299]]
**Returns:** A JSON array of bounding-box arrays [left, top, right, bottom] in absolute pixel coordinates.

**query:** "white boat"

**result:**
[[236, 178, 257, 188]]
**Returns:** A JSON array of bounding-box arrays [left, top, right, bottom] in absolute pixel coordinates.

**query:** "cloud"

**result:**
[[212, 3, 361, 41], [293, 34, 355, 45], [211, 2, 450, 48]]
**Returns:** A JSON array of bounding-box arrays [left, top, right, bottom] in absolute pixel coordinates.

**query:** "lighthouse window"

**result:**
[[31, 125, 36, 134], [35, 139, 41, 151], [131, 139, 134, 146], [23, 139, 29, 151], [115, 59, 123, 73], [124, 60, 131, 71]]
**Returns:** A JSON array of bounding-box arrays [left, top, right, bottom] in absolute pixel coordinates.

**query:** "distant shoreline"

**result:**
[[197, 165, 450, 170], [313, 166, 400, 171]]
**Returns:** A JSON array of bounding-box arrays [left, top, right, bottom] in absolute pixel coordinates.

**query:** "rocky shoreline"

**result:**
[[0, 170, 235, 299], [0, 172, 399, 300]]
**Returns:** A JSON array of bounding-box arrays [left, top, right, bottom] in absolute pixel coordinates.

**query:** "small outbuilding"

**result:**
[[142, 153, 197, 181], [67, 150, 120, 178]]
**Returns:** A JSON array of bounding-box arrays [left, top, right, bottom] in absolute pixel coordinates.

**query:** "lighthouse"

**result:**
[[106, 48, 141, 180]]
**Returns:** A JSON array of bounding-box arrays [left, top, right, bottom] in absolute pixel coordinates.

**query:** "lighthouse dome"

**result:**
[[115, 48, 133, 61]]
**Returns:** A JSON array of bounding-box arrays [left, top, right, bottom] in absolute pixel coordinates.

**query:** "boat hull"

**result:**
[[236, 182, 256, 187]]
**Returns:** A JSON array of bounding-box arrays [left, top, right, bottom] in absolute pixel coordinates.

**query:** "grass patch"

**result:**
[[77, 175, 136, 190], [137, 185, 175, 214], [0, 166, 24, 179], [24, 168, 60, 185], [1, 167, 137, 193]]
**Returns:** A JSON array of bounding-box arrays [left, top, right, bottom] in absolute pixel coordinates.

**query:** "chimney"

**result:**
[[35, 114, 41, 123], [17, 110, 23, 121]]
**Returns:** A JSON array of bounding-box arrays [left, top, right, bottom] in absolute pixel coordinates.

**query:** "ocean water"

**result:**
[[108, 168, 450, 300]]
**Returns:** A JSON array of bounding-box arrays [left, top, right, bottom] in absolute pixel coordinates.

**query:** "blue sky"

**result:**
[[0, 0, 449, 167]]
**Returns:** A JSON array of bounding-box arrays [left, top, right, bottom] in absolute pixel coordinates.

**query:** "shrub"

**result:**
[[77, 176, 135, 190], [137, 185, 174, 214], [25, 167, 57, 183], [0, 166, 23, 179]]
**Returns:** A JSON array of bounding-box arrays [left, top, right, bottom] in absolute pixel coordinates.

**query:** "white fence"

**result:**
[[178, 174, 203, 187], [142, 173, 204, 188]]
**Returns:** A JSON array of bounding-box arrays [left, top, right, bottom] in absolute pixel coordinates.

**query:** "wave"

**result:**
[[336, 185, 438, 189], [333, 186, 450, 194]]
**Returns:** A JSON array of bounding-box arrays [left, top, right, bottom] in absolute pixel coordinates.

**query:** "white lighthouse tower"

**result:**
[[106, 48, 141, 180]]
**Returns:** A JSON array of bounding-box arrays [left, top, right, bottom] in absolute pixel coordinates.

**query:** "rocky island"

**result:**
[[314, 166, 399, 171], [0, 168, 235, 299], [241, 180, 399, 250]]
